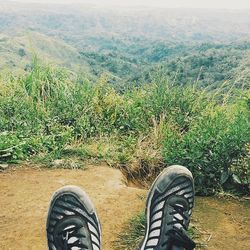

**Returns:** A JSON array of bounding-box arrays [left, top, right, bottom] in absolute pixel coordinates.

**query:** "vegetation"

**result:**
[[139, 42, 250, 91], [0, 4, 249, 250], [1, 3, 250, 89], [0, 59, 249, 195], [0, 2, 249, 195], [114, 211, 205, 249]]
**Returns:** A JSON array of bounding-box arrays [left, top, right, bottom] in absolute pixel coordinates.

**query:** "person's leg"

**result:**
[[46, 185, 101, 250], [139, 165, 196, 250]]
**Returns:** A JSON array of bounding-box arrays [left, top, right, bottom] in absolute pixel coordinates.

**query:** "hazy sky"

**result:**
[[8, 0, 250, 9]]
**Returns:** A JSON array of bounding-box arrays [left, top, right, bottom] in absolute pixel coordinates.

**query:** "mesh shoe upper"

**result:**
[[46, 186, 101, 250], [139, 165, 195, 250]]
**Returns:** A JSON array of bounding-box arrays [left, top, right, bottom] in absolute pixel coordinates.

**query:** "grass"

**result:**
[[114, 212, 145, 250], [0, 59, 249, 194], [114, 211, 209, 250]]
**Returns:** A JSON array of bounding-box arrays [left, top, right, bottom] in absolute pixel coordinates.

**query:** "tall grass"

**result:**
[[0, 61, 249, 194]]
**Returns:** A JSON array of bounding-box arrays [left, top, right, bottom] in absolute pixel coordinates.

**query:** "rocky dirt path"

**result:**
[[0, 165, 249, 250]]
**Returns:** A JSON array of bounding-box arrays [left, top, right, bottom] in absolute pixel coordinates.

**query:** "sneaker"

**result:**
[[46, 185, 101, 250], [139, 165, 196, 250]]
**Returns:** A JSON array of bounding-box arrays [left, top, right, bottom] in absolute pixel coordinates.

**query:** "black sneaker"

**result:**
[[46, 185, 101, 250], [139, 165, 196, 250]]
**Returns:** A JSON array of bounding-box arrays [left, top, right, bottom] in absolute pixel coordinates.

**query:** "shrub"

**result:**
[[228, 144, 250, 194], [163, 100, 250, 195]]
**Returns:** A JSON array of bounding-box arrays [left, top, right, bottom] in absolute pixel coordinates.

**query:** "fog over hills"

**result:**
[[0, 1, 249, 88], [6, 0, 250, 9], [1, 2, 250, 40]]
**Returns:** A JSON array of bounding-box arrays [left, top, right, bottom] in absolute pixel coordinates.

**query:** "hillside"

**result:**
[[0, 32, 91, 75], [0, 2, 250, 88]]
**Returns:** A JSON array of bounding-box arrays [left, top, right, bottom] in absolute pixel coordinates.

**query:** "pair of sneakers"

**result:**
[[46, 165, 196, 250]]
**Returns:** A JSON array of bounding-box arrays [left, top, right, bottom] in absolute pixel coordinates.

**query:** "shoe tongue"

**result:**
[[54, 216, 89, 249], [55, 216, 85, 232], [170, 227, 196, 250], [167, 196, 189, 210]]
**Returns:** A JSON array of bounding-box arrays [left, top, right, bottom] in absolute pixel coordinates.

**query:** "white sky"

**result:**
[[8, 0, 250, 9]]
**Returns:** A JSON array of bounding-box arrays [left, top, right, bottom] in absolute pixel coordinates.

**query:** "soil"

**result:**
[[0, 165, 249, 250]]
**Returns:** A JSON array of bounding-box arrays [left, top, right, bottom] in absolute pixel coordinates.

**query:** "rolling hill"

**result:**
[[0, 1, 250, 88]]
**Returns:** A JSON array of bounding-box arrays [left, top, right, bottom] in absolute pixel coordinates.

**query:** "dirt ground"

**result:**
[[0, 165, 249, 250]]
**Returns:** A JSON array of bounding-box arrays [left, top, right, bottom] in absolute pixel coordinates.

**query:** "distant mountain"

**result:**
[[0, 31, 91, 75], [1, 3, 250, 42], [0, 2, 250, 88]]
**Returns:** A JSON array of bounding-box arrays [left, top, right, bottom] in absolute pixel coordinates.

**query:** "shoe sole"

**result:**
[[139, 165, 194, 250], [46, 185, 101, 250]]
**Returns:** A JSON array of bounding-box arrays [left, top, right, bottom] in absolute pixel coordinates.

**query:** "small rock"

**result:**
[[69, 162, 81, 169], [52, 159, 65, 167], [0, 164, 9, 171], [52, 159, 84, 169]]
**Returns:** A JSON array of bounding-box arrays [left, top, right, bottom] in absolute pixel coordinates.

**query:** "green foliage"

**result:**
[[140, 42, 250, 91], [229, 144, 250, 193], [163, 100, 250, 194], [0, 61, 73, 162], [18, 48, 26, 57], [0, 61, 249, 194]]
